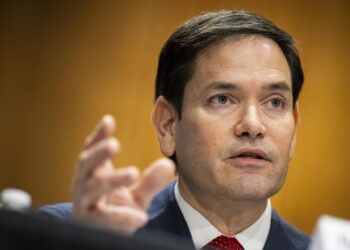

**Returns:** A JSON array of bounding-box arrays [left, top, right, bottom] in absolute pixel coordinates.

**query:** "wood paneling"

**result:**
[[0, 0, 349, 234]]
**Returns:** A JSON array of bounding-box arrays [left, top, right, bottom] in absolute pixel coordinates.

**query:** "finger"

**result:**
[[84, 115, 115, 149], [78, 167, 140, 208], [73, 160, 115, 202], [132, 158, 175, 210], [93, 200, 148, 234], [78, 137, 120, 180], [73, 200, 148, 235]]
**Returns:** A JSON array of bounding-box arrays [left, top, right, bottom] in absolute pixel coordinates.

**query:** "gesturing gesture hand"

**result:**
[[72, 115, 175, 234]]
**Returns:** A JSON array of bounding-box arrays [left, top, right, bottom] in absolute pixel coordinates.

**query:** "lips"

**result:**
[[230, 148, 270, 162]]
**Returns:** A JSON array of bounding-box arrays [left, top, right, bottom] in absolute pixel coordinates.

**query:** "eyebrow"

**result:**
[[263, 82, 291, 92], [203, 81, 291, 92], [203, 81, 238, 92]]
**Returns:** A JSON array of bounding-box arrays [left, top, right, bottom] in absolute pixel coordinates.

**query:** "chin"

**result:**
[[224, 175, 283, 202]]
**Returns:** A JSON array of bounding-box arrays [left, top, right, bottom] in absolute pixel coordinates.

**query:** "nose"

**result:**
[[234, 105, 266, 139]]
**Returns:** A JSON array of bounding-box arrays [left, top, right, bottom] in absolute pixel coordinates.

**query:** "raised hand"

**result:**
[[72, 115, 175, 234]]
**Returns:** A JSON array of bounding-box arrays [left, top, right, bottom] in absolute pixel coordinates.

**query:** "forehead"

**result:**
[[188, 35, 291, 92]]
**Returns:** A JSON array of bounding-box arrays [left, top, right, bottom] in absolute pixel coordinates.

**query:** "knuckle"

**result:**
[[85, 176, 106, 192], [78, 151, 88, 164], [85, 177, 96, 189]]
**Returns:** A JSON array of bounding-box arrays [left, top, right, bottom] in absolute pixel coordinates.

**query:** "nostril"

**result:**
[[237, 131, 263, 139], [240, 131, 250, 137]]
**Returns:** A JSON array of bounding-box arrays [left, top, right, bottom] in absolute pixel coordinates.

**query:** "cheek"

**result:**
[[176, 114, 225, 162], [271, 121, 296, 159]]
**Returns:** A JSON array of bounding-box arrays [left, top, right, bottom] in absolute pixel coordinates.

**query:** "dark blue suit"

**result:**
[[39, 181, 310, 250]]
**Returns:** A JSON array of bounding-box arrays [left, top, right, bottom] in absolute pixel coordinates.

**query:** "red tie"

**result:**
[[202, 235, 244, 250]]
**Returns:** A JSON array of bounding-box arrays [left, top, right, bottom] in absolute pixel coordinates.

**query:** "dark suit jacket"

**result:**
[[39, 181, 310, 250]]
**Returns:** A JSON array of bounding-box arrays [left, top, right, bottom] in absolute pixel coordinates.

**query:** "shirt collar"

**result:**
[[174, 181, 271, 250]]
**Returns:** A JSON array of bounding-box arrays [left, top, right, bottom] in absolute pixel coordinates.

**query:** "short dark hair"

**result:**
[[155, 10, 304, 117]]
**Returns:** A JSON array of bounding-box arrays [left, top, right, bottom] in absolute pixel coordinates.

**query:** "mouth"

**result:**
[[229, 148, 271, 165]]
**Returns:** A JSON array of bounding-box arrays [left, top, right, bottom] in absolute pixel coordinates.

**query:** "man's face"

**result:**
[[175, 35, 299, 202]]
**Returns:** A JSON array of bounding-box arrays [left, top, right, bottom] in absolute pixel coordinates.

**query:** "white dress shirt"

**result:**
[[174, 181, 272, 250]]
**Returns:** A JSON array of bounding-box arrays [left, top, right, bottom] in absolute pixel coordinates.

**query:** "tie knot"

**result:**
[[202, 235, 244, 250]]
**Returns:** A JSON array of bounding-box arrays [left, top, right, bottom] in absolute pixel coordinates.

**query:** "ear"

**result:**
[[152, 96, 177, 157], [289, 102, 301, 160]]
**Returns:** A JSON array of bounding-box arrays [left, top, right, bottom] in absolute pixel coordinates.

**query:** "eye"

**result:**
[[209, 94, 231, 105], [208, 94, 236, 110], [266, 97, 285, 110], [270, 98, 282, 108], [216, 95, 228, 104]]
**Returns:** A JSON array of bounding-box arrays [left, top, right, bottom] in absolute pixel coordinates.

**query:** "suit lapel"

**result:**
[[263, 210, 297, 250]]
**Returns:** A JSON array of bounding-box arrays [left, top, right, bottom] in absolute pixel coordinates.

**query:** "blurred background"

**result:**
[[0, 0, 349, 234]]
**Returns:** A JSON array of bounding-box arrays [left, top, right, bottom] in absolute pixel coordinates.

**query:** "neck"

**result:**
[[178, 178, 268, 235]]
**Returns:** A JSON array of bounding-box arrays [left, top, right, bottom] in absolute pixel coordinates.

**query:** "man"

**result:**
[[39, 10, 310, 250]]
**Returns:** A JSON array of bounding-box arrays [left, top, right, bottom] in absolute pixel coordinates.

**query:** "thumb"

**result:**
[[132, 158, 175, 210]]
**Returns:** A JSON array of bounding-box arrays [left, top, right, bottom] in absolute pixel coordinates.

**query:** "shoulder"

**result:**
[[35, 182, 177, 224], [147, 181, 176, 219], [34, 181, 177, 223], [36, 202, 73, 222], [264, 209, 310, 250], [36, 181, 190, 238]]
